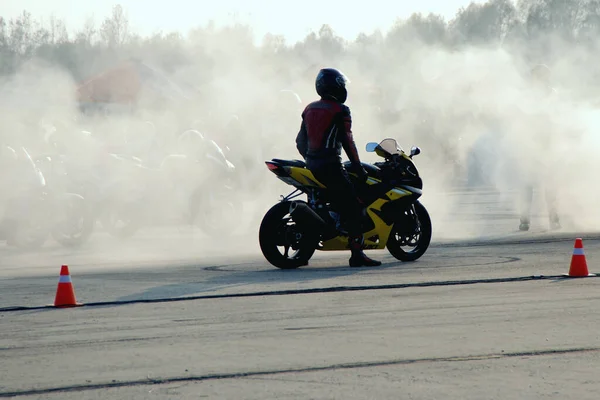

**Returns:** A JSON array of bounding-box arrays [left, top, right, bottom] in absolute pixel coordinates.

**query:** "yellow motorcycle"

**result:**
[[259, 138, 432, 269]]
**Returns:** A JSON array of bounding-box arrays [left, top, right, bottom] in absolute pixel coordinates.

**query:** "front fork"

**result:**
[[395, 203, 421, 239]]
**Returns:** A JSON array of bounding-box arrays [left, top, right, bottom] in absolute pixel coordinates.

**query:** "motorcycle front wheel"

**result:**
[[100, 199, 142, 239], [51, 193, 95, 248], [259, 201, 317, 269], [386, 201, 432, 262], [189, 184, 241, 237]]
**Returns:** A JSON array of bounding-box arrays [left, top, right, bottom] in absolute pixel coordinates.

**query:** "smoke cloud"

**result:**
[[1, 1, 599, 265]]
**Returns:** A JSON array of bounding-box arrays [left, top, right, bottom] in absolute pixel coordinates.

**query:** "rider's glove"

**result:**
[[348, 163, 368, 182]]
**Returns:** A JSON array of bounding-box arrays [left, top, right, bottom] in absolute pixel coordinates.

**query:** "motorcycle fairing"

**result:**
[[265, 161, 418, 251]]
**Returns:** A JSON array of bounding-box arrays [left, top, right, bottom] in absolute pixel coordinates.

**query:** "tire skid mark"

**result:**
[[0, 336, 166, 353], [1, 272, 593, 313], [2, 346, 599, 398]]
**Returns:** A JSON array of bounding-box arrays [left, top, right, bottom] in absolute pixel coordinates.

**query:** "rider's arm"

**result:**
[[339, 106, 361, 166], [295, 120, 308, 159]]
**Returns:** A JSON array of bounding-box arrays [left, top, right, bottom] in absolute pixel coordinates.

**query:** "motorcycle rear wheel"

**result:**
[[8, 222, 48, 249], [386, 201, 432, 262], [259, 201, 317, 269]]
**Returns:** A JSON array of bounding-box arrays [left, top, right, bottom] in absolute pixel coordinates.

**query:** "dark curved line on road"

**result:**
[[1, 273, 594, 313], [1, 346, 599, 397], [203, 256, 521, 273]]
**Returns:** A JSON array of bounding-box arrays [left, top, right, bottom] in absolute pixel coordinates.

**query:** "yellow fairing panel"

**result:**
[[320, 198, 394, 251], [386, 187, 412, 201], [287, 167, 326, 188]]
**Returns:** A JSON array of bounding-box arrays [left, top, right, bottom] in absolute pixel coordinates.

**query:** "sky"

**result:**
[[3, 0, 490, 44]]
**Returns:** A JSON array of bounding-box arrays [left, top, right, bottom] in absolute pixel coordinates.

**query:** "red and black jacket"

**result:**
[[295, 98, 361, 168]]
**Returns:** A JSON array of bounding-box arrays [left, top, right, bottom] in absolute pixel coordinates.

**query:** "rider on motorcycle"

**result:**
[[295, 68, 381, 267]]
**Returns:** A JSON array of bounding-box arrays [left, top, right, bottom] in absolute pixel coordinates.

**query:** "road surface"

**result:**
[[1, 190, 599, 399]]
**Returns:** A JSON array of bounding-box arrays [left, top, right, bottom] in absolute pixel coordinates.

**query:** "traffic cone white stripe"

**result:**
[[58, 275, 72, 283], [573, 248, 585, 256]]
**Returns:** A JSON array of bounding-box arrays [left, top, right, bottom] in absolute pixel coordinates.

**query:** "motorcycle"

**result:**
[[1, 147, 92, 249], [258, 138, 432, 269], [187, 137, 242, 237], [100, 139, 241, 239], [33, 153, 100, 247]]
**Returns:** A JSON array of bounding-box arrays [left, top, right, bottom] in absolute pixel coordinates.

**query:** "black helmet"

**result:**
[[315, 68, 349, 103]]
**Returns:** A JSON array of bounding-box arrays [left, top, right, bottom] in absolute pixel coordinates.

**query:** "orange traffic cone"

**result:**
[[53, 265, 82, 307], [563, 238, 595, 277]]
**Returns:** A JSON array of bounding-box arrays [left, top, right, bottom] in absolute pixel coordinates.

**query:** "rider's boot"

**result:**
[[348, 235, 381, 267]]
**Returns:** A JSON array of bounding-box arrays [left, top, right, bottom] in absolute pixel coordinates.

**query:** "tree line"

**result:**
[[1, 0, 600, 101]]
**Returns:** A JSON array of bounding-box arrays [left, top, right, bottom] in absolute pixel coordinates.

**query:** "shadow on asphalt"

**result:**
[[113, 257, 404, 302]]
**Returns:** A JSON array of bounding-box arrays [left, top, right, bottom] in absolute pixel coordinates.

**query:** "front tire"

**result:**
[[51, 193, 95, 248], [386, 201, 432, 262], [190, 185, 241, 237], [259, 201, 317, 269], [100, 199, 142, 239]]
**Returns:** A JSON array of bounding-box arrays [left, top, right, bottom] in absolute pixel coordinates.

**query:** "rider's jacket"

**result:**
[[295, 98, 361, 169]]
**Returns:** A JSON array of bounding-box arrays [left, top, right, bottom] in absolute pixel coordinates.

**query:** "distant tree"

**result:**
[[8, 11, 35, 55], [262, 33, 287, 54], [351, 30, 384, 75], [142, 32, 188, 72], [573, 0, 600, 40], [75, 17, 97, 45], [3, 0, 600, 115], [316, 24, 345, 55], [387, 13, 447, 47], [45, 15, 69, 44], [0, 17, 15, 75], [449, 0, 517, 46], [294, 24, 345, 64], [521, 0, 583, 41], [100, 4, 130, 47], [0, 17, 6, 47]]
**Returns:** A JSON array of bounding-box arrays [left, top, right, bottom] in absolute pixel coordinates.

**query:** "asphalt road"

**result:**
[[1, 190, 600, 399]]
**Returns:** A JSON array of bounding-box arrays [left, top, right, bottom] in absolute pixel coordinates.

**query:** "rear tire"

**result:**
[[386, 201, 432, 262], [9, 222, 48, 249], [259, 201, 317, 269], [5, 194, 50, 249]]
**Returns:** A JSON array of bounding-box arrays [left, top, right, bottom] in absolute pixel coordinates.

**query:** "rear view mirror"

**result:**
[[365, 142, 379, 152], [410, 146, 421, 158]]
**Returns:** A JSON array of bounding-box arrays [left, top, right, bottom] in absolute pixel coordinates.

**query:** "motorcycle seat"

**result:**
[[271, 159, 306, 168]]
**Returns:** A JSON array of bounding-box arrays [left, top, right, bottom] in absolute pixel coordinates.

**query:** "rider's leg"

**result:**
[[311, 165, 381, 267]]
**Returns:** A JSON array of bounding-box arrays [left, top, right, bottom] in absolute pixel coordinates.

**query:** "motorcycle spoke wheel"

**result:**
[[272, 215, 301, 260], [259, 202, 317, 269], [386, 201, 432, 262]]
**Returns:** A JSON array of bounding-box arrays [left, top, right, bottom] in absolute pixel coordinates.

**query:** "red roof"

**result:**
[[77, 61, 142, 104]]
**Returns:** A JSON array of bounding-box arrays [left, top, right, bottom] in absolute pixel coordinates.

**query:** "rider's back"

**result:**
[[297, 99, 349, 166]]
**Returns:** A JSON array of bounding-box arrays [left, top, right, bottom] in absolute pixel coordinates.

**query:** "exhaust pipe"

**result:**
[[289, 201, 326, 233]]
